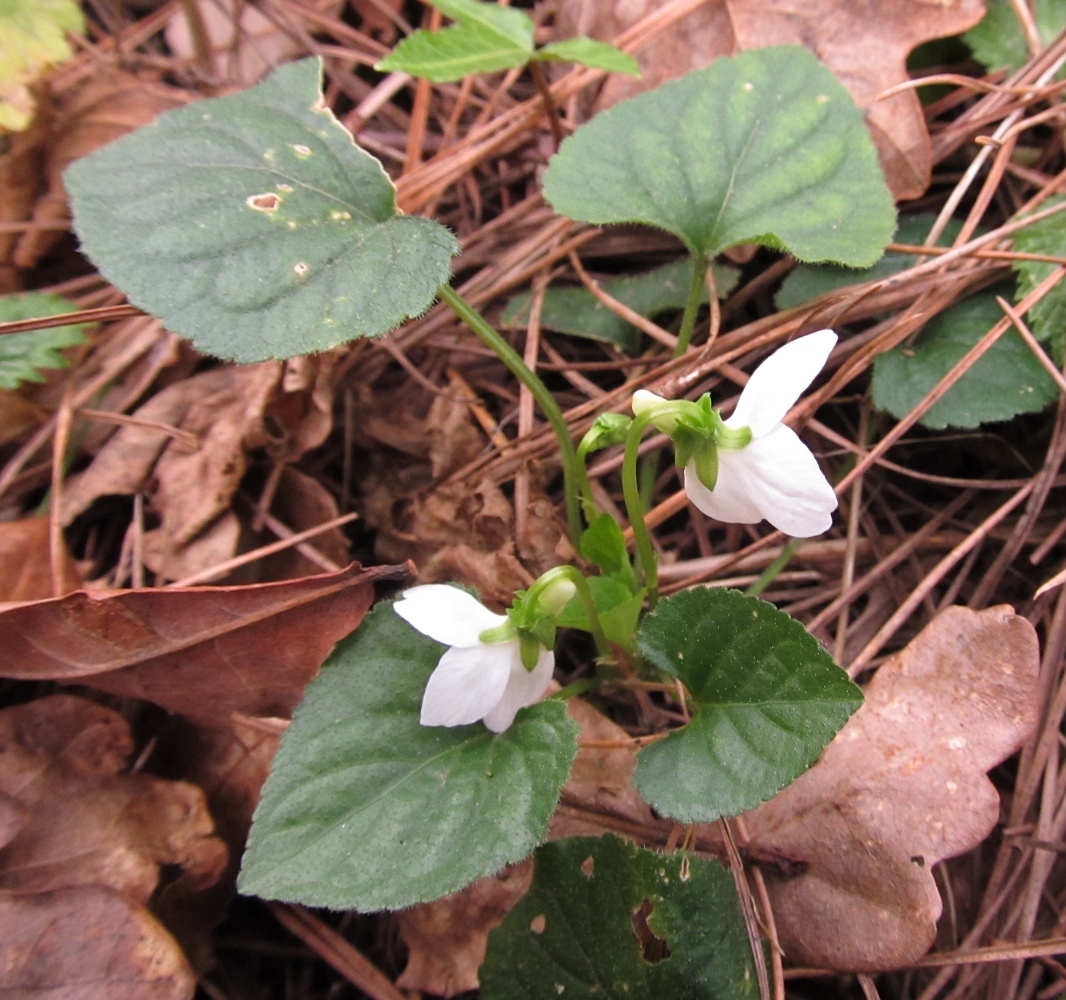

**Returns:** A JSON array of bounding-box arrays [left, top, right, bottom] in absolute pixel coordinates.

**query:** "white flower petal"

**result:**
[[395, 584, 507, 647], [723, 425, 837, 537], [729, 330, 836, 437], [482, 646, 555, 733], [684, 459, 763, 524], [419, 642, 514, 727], [631, 389, 665, 416]]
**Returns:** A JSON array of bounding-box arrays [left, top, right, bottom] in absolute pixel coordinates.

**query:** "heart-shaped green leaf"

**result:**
[[543, 46, 894, 266], [376, 0, 534, 81], [634, 588, 861, 824], [872, 289, 1058, 429], [65, 58, 458, 363], [239, 599, 578, 911], [480, 835, 761, 1000]]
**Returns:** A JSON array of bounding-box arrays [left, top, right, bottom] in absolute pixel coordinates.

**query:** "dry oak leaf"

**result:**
[[0, 695, 226, 904], [0, 562, 404, 723], [744, 604, 1039, 971], [0, 884, 195, 1000], [0, 695, 229, 1000], [554, 0, 986, 200], [396, 861, 534, 998]]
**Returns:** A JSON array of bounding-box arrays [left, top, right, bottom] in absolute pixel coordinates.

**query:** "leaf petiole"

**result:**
[[437, 283, 582, 542]]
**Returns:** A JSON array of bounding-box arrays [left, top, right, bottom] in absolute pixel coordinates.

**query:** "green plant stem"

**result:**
[[438, 284, 582, 542], [534, 565, 610, 662], [745, 538, 801, 597], [575, 438, 599, 522], [673, 252, 708, 358], [622, 410, 661, 608]]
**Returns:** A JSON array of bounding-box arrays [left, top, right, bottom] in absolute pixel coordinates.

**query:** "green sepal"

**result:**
[[691, 441, 719, 491]]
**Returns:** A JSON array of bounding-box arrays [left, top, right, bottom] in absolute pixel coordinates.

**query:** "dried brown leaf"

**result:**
[[0, 695, 226, 903], [0, 388, 44, 445], [550, 697, 655, 841], [0, 562, 402, 722], [61, 363, 282, 579], [154, 716, 280, 970], [554, 0, 986, 200], [0, 884, 195, 999], [0, 516, 81, 600], [14, 67, 188, 269], [745, 605, 1039, 970], [395, 861, 533, 997], [251, 467, 350, 581]]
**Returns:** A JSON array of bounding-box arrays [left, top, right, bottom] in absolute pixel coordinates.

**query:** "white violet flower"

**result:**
[[395, 582, 571, 733], [633, 328, 838, 537]]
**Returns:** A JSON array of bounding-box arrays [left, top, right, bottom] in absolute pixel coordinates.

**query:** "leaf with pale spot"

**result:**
[[65, 58, 457, 363]]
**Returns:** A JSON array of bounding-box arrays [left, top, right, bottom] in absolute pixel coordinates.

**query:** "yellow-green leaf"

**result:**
[[0, 0, 84, 132]]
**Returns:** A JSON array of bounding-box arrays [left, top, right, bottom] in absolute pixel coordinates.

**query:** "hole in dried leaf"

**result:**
[[580, 856, 594, 878], [530, 914, 546, 934], [630, 900, 670, 964]]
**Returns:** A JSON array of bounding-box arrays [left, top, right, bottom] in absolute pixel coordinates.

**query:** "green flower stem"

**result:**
[[438, 284, 582, 542], [528, 565, 610, 662], [622, 410, 662, 608], [673, 252, 708, 358], [575, 437, 599, 522], [745, 538, 801, 597]]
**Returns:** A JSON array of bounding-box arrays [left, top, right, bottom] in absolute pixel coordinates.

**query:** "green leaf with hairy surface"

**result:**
[[871, 289, 1058, 429], [65, 58, 458, 363], [480, 835, 760, 1000], [776, 213, 965, 311], [633, 588, 861, 824], [543, 46, 894, 266], [965, 0, 1066, 72], [502, 259, 737, 352], [1011, 197, 1066, 363], [376, 0, 534, 81], [239, 599, 578, 911], [0, 292, 88, 388], [536, 38, 640, 76]]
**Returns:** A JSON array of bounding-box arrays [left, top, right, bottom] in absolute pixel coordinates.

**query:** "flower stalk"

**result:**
[[438, 284, 583, 542]]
